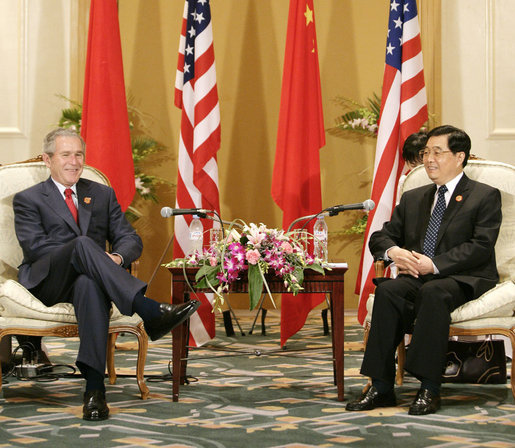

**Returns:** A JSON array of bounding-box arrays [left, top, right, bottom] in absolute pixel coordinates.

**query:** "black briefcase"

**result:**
[[443, 340, 507, 384]]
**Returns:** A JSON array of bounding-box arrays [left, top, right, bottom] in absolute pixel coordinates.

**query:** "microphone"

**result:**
[[326, 199, 375, 215], [160, 207, 208, 218]]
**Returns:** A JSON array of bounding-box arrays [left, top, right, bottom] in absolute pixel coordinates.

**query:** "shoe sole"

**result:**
[[346, 401, 396, 411], [408, 406, 440, 416], [83, 410, 109, 421]]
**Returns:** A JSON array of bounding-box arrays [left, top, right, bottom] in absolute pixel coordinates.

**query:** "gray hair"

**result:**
[[43, 128, 86, 156]]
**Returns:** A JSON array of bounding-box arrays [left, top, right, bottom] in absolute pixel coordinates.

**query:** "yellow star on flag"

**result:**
[[304, 3, 313, 26]]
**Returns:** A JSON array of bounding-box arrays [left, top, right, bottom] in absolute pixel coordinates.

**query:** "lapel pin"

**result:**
[[455, 195, 463, 202], [84, 197, 91, 204]]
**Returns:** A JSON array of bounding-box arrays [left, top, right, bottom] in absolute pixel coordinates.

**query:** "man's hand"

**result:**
[[106, 252, 123, 266], [388, 247, 422, 278], [411, 251, 435, 276]]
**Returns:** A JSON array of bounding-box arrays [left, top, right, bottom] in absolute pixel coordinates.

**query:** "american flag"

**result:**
[[355, 0, 428, 324], [174, 0, 221, 345]]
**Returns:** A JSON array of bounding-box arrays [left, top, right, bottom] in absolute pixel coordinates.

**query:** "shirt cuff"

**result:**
[[384, 246, 399, 261], [112, 252, 124, 266]]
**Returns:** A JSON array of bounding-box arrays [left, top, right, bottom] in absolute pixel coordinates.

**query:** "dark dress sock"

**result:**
[[132, 292, 161, 322], [420, 379, 441, 396], [372, 378, 394, 394]]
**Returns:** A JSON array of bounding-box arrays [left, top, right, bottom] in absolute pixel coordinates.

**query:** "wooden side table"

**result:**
[[168, 266, 347, 402]]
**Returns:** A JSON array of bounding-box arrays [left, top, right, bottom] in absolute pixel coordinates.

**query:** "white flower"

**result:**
[[227, 228, 241, 243], [135, 177, 144, 189]]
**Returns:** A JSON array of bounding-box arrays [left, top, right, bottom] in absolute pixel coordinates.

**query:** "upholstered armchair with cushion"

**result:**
[[0, 161, 149, 399], [363, 159, 515, 399]]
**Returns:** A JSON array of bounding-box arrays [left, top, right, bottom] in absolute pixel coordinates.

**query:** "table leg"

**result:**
[[330, 281, 345, 401]]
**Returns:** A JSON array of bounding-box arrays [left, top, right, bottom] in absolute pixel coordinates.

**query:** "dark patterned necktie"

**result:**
[[423, 185, 448, 258], [64, 188, 78, 224]]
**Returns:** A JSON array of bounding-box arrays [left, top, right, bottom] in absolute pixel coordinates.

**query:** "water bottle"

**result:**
[[189, 215, 204, 256], [313, 215, 328, 262]]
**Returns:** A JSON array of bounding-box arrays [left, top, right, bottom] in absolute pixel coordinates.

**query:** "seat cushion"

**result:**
[[364, 281, 514, 327], [0, 279, 134, 324], [450, 281, 515, 322]]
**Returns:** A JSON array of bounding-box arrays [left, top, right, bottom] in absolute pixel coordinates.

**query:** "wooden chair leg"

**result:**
[[363, 323, 373, 391], [107, 332, 118, 385], [509, 331, 515, 401], [135, 323, 149, 400], [396, 339, 406, 385]]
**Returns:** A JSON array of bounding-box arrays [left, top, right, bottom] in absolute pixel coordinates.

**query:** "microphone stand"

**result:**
[[287, 211, 331, 233], [146, 232, 175, 290], [150, 210, 245, 337], [148, 209, 221, 290]]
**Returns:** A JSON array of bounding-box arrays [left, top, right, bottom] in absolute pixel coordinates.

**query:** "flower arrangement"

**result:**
[[328, 93, 381, 138], [164, 222, 326, 311]]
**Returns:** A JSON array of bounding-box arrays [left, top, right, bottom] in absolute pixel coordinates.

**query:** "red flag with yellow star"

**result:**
[[271, 0, 325, 346]]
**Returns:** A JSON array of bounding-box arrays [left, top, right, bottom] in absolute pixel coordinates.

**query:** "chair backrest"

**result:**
[[401, 160, 515, 283], [0, 161, 109, 283]]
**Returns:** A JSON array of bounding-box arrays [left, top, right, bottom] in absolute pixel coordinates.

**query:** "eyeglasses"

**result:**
[[418, 148, 453, 159]]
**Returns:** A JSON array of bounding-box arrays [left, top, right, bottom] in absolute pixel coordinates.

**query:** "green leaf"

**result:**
[[294, 266, 304, 285], [247, 264, 263, 310], [195, 264, 219, 280], [195, 264, 220, 289], [307, 263, 325, 275]]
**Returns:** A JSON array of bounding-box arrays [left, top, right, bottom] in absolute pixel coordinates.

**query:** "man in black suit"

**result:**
[[13, 128, 200, 421], [346, 125, 502, 415]]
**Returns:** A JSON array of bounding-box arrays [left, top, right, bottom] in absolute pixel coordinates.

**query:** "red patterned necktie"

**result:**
[[64, 188, 78, 224]]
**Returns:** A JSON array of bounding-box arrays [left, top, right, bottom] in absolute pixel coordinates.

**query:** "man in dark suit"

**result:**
[[346, 125, 502, 415], [13, 128, 200, 421]]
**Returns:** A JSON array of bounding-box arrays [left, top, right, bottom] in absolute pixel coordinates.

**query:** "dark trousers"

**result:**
[[29, 236, 146, 375], [361, 275, 469, 386]]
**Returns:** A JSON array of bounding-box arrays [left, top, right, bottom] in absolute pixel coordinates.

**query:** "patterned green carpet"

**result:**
[[0, 311, 513, 447]]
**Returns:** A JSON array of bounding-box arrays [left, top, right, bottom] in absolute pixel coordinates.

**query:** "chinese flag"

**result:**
[[81, 0, 135, 211], [271, 0, 326, 347]]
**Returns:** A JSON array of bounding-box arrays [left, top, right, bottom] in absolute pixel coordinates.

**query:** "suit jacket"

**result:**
[[369, 173, 502, 300], [13, 177, 142, 290]]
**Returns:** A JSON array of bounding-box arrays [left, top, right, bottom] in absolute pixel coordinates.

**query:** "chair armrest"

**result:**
[[374, 258, 385, 278]]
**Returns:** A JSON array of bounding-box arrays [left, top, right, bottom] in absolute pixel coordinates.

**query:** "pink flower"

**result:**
[[246, 249, 260, 265], [280, 241, 293, 254], [209, 256, 218, 266], [247, 228, 266, 248]]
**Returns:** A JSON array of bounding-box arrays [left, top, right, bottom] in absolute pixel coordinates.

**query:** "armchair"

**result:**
[[363, 160, 515, 399], [0, 160, 149, 399]]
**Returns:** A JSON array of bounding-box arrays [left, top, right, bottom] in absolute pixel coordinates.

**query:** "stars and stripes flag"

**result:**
[[355, 0, 428, 324], [174, 0, 221, 345]]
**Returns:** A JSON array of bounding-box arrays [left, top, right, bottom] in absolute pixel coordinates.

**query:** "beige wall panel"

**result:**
[[441, 0, 515, 164], [0, 0, 73, 163]]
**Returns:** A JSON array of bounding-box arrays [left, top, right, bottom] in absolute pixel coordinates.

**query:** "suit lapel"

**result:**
[[77, 179, 93, 235], [436, 174, 470, 246], [42, 177, 81, 235]]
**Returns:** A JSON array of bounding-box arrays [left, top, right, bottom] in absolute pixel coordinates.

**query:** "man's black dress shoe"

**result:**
[[346, 385, 397, 411], [144, 301, 201, 341], [83, 390, 109, 421], [408, 388, 441, 415]]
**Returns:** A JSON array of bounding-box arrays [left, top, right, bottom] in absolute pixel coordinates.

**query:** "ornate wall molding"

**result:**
[[486, 0, 515, 139], [0, 0, 28, 137]]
